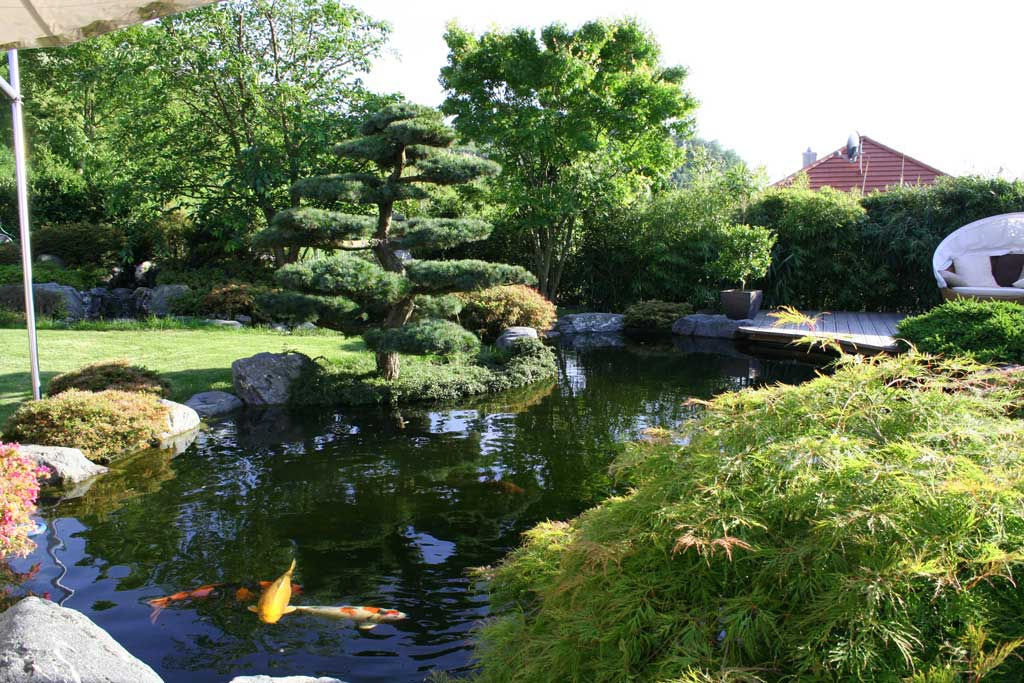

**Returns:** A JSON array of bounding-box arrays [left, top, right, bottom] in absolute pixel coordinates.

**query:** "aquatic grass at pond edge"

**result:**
[[473, 354, 1024, 682]]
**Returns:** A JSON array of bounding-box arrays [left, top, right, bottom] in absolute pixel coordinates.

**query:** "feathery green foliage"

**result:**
[[898, 299, 1024, 363], [474, 354, 1024, 681], [260, 102, 528, 380]]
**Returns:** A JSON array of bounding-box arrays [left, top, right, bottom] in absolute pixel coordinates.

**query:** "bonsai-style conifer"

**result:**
[[257, 103, 535, 380]]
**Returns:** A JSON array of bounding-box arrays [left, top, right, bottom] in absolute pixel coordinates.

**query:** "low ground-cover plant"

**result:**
[[0, 443, 48, 558], [292, 337, 556, 407], [898, 298, 1024, 363], [3, 390, 170, 463], [623, 300, 692, 334], [473, 354, 1024, 681], [459, 285, 557, 341], [46, 359, 171, 398]]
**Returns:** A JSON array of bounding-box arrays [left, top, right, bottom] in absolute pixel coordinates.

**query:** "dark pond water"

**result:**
[[13, 338, 817, 682]]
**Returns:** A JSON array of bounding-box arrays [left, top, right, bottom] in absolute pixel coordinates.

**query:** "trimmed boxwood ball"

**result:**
[[898, 298, 1024, 364], [3, 389, 171, 463], [46, 359, 171, 397], [473, 354, 1024, 681], [459, 285, 557, 341], [364, 319, 480, 355], [623, 300, 693, 333]]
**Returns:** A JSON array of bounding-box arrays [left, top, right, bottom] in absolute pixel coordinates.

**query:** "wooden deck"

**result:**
[[737, 310, 906, 354]]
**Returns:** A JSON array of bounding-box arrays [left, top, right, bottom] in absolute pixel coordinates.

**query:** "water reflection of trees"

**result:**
[[58, 342, 817, 678]]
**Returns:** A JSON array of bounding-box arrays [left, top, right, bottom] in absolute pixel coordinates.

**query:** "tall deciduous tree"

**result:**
[[440, 19, 697, 300], [256, 104, 536, 380]]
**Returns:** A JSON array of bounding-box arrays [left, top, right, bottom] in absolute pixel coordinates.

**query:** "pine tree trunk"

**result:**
[[376, 351, 400, 380]]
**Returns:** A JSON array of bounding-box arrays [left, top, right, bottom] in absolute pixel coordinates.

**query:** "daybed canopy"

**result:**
[[933, 212, 1024, 301]]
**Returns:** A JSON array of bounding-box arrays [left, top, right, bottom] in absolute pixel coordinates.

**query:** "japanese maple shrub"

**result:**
[[0, 443, 48, 558], [257, 103, 535, 380]]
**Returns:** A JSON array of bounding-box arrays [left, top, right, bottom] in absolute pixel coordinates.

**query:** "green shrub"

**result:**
[[2, 389, 170, 463], [473, 354, 1024, 681], [292, 337, 556, 407], [200, 283, 268, 320], [155, 263, 276, 290], [623, 300, 692, 333], [29, 222, 120, 267], [0, 285, 67, 318], [46, 360, 171, 398], [364, 318, 480, 355], [254, 290, 358, 327], [0, 242, 18, 265], [459, 285, 557, 341], [0, 264, 106, 290], [898, 299, 1024, 363]]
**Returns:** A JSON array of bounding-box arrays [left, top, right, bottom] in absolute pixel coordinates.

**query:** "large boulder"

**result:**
[[86, 287, 137, 319], [16, 445, 108, 489], [159, 400, 200, 440], [555, 313, 625, 335], [496, 326, 538, 351], [34, 283, 85, 321], [186, 390, 244, 418], [0, 597, 162, 683], [148, 284, 190, 317], [232, 352, 314, 406], [672, 313, 752, 339]]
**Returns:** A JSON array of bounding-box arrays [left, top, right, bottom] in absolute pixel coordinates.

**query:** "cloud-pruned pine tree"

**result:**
[[257, 103, 536, 380]]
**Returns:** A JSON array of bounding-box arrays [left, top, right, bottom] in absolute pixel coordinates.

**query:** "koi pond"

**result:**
[[13, 338, 817, 682]]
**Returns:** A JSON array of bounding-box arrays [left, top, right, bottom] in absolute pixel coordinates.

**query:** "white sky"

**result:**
[[348, 0, 1024, 182]]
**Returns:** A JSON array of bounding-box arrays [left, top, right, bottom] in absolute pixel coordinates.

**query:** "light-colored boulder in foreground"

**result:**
[[228, 677, 343, 683], [0, 597, 162, 683], [496, 326, 538, 350], [16, 445, 107, 488], [555, 313, 625, 335], [232, 352, 314, 406], [159, 400, 200, 440], [186, 390, 245, 418]]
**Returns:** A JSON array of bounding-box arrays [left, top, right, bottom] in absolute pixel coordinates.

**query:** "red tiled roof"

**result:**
[[772, 135, 947, 192]]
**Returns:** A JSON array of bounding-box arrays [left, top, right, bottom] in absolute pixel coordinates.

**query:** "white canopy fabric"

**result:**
[[932, 212, 1024, 287], [0, 0, 215, 49]]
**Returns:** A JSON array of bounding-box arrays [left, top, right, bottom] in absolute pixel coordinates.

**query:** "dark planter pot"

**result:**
[[720, 289, 763, 320]]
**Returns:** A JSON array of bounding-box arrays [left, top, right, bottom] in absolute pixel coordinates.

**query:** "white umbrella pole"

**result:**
[[3, 50, 41, 400]]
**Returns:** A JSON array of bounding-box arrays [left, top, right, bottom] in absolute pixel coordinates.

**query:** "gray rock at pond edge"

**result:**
[[16, 445, 108, 488], [205, 319, 243, 328], [159, 400, 201, 441], [35, 254, 65, 269], [555, 313, 625, 335], [34, 283, 85, 320], [228, 677, 344, 683], [672, 313, 752, 339], [496, 326, 538, 350], [186, 390, 244, 418], [232, 352, 314, 406], [149, 284, 190, 317], [0, 597, 162, 683]]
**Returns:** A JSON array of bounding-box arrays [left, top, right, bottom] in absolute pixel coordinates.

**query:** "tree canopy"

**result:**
[[258, 103, 535, 379], [440, 19, 698, 300]]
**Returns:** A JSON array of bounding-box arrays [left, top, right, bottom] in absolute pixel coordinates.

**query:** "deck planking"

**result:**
[[738, 310, 905, 353]]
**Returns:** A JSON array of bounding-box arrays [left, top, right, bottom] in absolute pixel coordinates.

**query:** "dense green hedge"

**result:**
[[898, 299, 1024, 363], [0, 263, 107, 290], [473, 354, 1024, 681], [749, 176, 1024, 312]]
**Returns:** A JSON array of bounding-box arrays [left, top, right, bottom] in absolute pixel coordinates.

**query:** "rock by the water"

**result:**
[[0, 597, 162, 683], [205, 319, 243, 328], [496, 326, 538, 350], [16, 445, 108, 488], [186, 390, 244, 418], [229, 677, 343, 683], [34, 283, 85, 321], [232, 352, 314, 406], [558, 331, 626, 350], [555, 313, 625, 335], [149, 284, 190, 317], [35, 254, 65, 269], [159, 400, 200, 440], [672, 313, 752, 339]]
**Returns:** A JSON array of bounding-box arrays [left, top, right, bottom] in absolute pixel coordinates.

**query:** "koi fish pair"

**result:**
[[249, 560, 407, 630], [146, 578, 304, 623]]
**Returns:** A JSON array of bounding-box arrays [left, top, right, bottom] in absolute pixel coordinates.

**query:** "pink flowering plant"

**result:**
[[0, 443, 48, 558]]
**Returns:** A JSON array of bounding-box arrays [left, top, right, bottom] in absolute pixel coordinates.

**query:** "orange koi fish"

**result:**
[[147, 581, 303, 623], [292, 604, 407, 630]]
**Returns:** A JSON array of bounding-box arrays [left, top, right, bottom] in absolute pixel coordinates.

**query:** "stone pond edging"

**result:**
[[671, 313, 753, 339]]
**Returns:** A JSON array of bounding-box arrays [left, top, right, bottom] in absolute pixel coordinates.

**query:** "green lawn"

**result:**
[[0, 327, 366, 427]]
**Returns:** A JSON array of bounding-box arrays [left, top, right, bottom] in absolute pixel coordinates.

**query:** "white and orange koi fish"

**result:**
[[293, 604, 407, 630]]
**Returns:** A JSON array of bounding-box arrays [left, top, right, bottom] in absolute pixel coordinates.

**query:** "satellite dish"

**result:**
[[846, 132, 860, 162]]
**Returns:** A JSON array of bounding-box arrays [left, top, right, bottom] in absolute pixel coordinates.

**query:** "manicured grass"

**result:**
[[0, 327, 366, 428]]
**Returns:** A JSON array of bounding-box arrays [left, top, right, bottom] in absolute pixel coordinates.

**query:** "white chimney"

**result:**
[[802, 147, 817, 167]]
